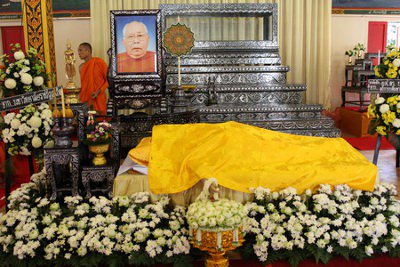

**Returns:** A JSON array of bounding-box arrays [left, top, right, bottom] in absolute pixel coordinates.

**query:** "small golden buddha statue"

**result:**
[[64, 42, 80, 103]]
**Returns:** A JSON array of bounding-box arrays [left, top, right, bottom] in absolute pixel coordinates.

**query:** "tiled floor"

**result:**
[[360, 149, 400, 194]]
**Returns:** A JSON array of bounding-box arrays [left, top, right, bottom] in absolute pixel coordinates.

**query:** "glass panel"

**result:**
[[166, 15, 272, 41]]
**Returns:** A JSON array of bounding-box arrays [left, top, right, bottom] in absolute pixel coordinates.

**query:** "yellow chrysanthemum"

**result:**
[[387, 51, 398, 58], [374, 67, 382, 78], [396, 129, 400, 135], [387, 96, 398, 105], [386, 68, 398, 79], [376, 126, 387, 135], [384, 60, 389, 65], [382, 111, 396, 125], [367, 105, 376, 118]]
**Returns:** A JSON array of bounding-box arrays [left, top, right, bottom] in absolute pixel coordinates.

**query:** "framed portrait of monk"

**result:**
[[110, 10, 162, 80]]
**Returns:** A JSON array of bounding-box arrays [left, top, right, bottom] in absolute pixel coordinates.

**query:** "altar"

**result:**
[[1, 2, 400, 267]]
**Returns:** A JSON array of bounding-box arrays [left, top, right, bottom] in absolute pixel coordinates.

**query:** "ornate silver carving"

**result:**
[[82, 166, 115, 199], [115, 83, 160, 94], [167, 73, 286, 85], [160, 3, 279, 50], [44, 148, 79, 200]]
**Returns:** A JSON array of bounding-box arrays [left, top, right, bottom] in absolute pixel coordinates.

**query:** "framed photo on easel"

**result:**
[[110, 10, 163, 81]]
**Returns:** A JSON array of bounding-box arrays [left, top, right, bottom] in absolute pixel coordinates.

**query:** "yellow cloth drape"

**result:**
[[90, 0, 331, 107], [129, 121, 377, 194]]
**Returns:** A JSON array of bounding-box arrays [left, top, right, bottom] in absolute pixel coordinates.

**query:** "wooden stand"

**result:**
[[339, 107, 373, 137]]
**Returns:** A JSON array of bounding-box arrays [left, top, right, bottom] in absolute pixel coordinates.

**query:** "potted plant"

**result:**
[[354, 43, 366, 59], [84, 111, 114, 165], [345, 49, 354, 65]]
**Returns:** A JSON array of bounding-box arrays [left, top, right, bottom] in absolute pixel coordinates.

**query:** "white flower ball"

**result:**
[[28, 116, 42, 128], [33, 76, 44, 87], [14, 51, 25, 60], [10, 119, 21, 129], [379, 104, 390, 114], [32, 136, 42, 148], [20, 73, 33, 85], [393, 118, 400, 128], [394, 58, 400, 68], [375, 97, 385, 105], [4, 78, 17, 89]]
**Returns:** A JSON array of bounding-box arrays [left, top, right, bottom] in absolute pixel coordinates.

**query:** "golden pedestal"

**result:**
[[64, 84, 80, 104], [191, 228, 244, 267], [89, 143, 109, 166]]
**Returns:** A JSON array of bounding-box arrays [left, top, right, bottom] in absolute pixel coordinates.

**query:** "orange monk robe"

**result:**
[[79, 57, 108, 115], [117, 51, 156, 73]]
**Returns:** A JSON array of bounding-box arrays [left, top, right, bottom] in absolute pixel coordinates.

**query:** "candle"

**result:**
[[60, 88, 66, 117], [378, 50, 381, 65], [178, 56, 181, 86], [53, 87, 57, 106]]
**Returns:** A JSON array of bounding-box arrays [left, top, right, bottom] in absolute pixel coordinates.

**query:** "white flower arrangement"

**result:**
[[0, 43, 47, 96], [1, 103, 53, 156], [0, 177, 191, 266], [244, 183, 400, 266]]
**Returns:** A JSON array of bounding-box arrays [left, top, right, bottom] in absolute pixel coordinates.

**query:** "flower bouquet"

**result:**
[[0, 43, 48, 97], [1, 103, 54, 156], [84, 113, 114, 165], [374, 49, 400, 79], [367, 95, 400, 148], [187, 179, 247, 267]]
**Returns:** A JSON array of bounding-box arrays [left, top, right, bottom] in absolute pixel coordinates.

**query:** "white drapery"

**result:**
[[90, 0, 331, 107]]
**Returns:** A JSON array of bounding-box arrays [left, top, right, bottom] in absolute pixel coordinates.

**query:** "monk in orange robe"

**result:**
[[78, 43, 108, 115], [117, 21, 156, 73]]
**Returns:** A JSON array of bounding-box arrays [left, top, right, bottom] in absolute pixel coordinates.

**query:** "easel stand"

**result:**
[[373, 135, 400, 168]]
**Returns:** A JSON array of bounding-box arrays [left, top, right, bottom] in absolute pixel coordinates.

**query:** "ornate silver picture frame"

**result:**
[[110, 10, 163, 81]]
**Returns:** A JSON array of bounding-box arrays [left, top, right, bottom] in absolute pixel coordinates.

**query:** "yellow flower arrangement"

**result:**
[[374, 50, 400, 79], [368, 95, 400, 136]]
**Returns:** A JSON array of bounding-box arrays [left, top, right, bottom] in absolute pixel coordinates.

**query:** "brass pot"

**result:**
[[88, 143, 109, 166], [190, 228, 244, 267]]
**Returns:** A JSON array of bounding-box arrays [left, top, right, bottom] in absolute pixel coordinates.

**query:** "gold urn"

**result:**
[[88, 143, 109, 166], [190, 227, 244, 267]]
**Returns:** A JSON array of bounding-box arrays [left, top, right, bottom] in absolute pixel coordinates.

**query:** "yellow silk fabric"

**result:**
[[129, 121, 377, 194]]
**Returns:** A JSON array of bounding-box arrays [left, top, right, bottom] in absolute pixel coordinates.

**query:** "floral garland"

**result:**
[[243, 184, 400, 266], [367, 95, 400, 136], [0, 43, 48, 97], [1, 103, 54, 156]]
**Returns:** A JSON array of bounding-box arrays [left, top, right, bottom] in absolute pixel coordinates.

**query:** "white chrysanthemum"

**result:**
[[379, 104, 390, 114], [10, 119, 21, 129], [28, 116, 42, 128], [394, 58, 400, 68], [393, 118, 400, 128], [32, 136, 42, 148], [33, 76, 44, 87], [375, 97, 385, 105], [14, 51, 25, 60], [21, 73, 33, 85], [13, 72, 19, 78], [41, 109, 52, 119], [4, 78, 17, 89]]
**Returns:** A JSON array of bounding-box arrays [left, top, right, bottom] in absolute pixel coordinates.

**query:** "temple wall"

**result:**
[[53, 18, 90, 88], [0, 17, 90, 89], [330, 14, 400, 110]]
